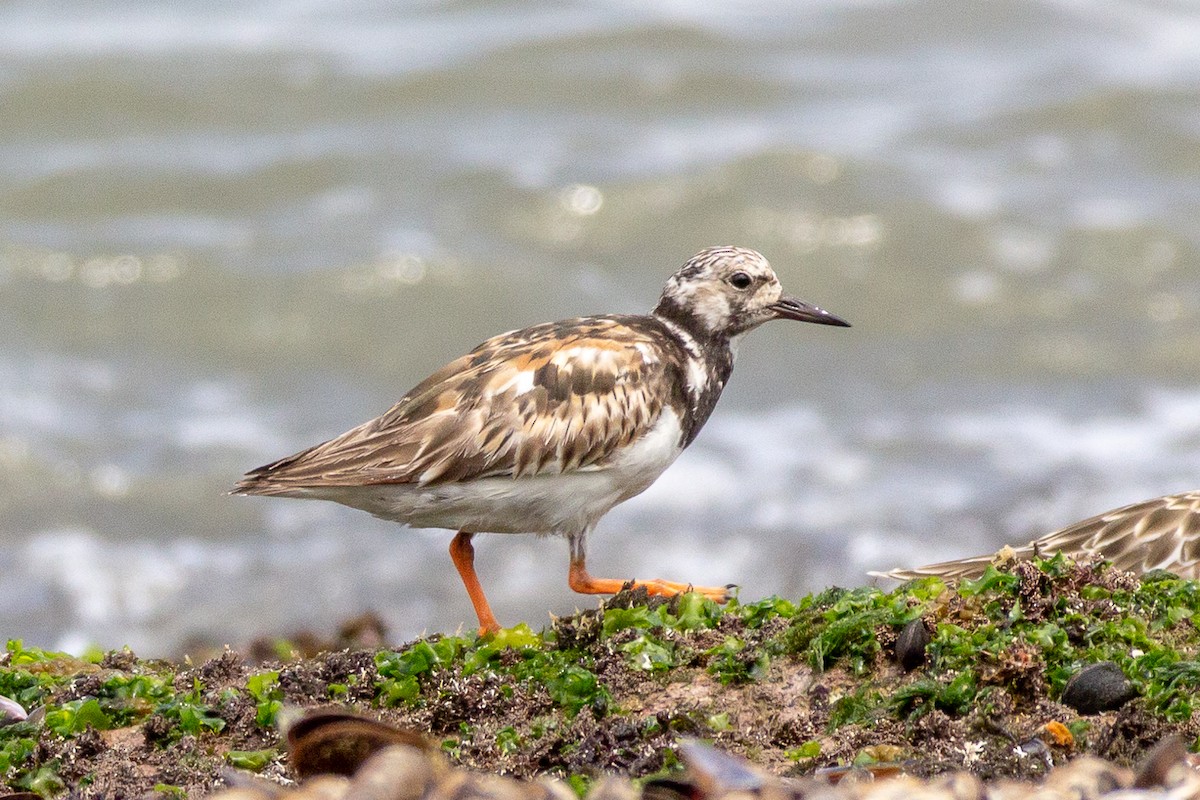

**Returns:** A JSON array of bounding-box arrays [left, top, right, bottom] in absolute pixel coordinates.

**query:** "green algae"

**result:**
[[6, 557, 1200, 796]]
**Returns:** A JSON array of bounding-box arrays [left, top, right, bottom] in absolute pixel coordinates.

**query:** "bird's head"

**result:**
[[653, 246, 850, 340]]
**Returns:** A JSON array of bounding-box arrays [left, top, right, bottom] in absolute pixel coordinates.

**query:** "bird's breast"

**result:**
[[603, 404, 686, 498]]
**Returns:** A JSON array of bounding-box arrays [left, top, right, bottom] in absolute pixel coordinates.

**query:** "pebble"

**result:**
[[1060, 662, 1138, 714], [201, 711, 1200, 800]]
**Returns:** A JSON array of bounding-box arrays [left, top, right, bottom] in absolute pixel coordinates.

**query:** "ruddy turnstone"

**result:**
[[873, 489, 1200, 581], [234, 246, 850, 634]]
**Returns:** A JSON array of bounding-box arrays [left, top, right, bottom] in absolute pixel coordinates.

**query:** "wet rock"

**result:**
[[1060, 662, 1137, 714]]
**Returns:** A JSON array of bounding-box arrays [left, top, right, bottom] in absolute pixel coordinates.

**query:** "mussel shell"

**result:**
[[286, 711, 431, 779], [0, 696, 27, 727]]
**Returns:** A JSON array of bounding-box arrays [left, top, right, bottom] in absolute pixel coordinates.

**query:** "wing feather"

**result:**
[[234, 316, 684, 493], [873, 490, 1200, 581]]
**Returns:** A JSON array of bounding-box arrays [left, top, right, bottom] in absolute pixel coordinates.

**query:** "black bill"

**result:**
[[769, 296, 851, 327]]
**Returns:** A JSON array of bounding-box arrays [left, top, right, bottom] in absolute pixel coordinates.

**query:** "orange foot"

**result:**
[[568, 558, 735, 603]]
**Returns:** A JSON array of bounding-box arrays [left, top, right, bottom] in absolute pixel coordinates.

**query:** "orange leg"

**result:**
[[566, 554, 734, 604], [449, 531, 501, 636]]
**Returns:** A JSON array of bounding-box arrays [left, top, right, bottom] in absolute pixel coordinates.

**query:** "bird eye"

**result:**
[[728, 271, 753, 290]]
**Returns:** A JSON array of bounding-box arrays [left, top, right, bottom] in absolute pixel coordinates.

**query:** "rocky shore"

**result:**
[[4, 557, 1200, 799]]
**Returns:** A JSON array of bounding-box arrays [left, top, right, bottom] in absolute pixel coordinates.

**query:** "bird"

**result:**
[[872, 489, 1200, 582], [233, 246, 850, 635]]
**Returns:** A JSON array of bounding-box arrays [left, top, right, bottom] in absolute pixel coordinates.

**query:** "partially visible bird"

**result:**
[[872, 489, 1200, 582], [233, 246, 850, 634]]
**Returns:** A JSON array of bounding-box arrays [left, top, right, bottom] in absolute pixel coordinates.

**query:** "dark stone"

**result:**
[[1061, 661, 1137, 714]]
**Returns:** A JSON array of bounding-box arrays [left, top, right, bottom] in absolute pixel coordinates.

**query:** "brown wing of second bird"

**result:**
[[873, 490, 1200, 581]]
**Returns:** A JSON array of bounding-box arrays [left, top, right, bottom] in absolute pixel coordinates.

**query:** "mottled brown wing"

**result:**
[[873, 490, 1200, 582], [869, 550, 1024, 583], [234, 316, 680, 492], [1032, 490, 1200, 578]]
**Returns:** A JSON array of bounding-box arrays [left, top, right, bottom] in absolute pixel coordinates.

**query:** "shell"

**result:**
[[286, 710, 433, 779]]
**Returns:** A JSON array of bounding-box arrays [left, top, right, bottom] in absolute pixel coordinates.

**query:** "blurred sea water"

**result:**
[[3, 0, 1200, 655]]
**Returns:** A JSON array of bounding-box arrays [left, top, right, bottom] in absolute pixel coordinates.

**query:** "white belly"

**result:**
[[296, 407, 685, 536]]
